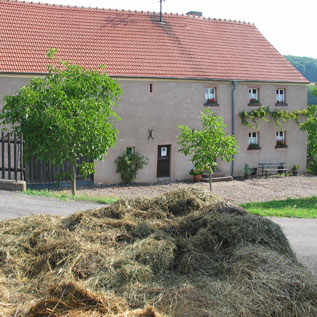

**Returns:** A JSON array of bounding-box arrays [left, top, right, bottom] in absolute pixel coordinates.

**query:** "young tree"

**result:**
[[177, 109, 239, 191], [0, 50, 121, 195]]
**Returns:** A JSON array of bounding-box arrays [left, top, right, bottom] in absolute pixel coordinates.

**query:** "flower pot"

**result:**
[[193, 174, 202, 182], [293, 170, 298, 176]]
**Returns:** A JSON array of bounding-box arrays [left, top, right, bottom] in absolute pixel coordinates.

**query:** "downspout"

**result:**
[[231, 80, 237, 177]]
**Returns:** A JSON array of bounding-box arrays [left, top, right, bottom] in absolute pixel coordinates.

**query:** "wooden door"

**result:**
[[157, 145, 171, 178]]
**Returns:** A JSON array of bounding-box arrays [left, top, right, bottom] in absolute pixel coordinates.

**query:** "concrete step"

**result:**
[[156, 177, 171, 184]]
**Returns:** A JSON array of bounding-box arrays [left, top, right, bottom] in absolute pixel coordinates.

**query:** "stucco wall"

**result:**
[[0, 76, 307, 184], [95, 79, 307, 184]]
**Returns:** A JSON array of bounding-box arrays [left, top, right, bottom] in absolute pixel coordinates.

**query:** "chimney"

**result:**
[[186, 11, 203, 17]]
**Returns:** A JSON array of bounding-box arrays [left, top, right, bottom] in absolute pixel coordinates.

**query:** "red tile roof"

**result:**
[[0, 0, 308, 83]]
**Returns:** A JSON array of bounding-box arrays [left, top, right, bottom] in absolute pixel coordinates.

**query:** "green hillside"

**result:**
[[285, 55, 317, 82], [284, 55, 317, 105]]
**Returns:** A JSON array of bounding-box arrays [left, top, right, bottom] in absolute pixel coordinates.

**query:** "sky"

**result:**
[[25, 0, 317, 59]]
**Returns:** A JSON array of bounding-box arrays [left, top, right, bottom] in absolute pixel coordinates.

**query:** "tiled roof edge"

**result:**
[[3, 0, 255, 25], [0, 72, 310, 84]]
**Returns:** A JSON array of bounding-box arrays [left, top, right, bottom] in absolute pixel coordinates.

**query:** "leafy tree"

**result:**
[[308, 84, 317, 105], [116, 150, 148, 184], [0, 50, 121, 195], [177, 109, 239, 191], [301, 87, 317, 174]]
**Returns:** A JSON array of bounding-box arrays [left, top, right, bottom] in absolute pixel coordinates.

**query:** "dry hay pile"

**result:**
[[0, 187, 316, 316]]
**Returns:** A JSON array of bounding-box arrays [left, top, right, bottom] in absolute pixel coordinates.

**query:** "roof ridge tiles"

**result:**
[[2, 0, 255, 24]]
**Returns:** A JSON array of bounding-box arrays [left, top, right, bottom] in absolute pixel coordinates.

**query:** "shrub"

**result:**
[[308, 154, 317, 174], [116, 151, 148, 184], [243, 163, 252, 177]]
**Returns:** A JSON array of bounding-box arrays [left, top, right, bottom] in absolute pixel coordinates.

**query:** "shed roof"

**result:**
[[0, 0, 308, 83]]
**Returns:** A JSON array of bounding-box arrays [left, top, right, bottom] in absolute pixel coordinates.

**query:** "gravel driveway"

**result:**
[[57, 174, 317, 205]]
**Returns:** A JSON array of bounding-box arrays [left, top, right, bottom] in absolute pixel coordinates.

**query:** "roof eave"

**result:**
[[0, 72, 310, 84]]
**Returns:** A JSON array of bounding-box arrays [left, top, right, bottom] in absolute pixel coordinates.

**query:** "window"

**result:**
[[276, 89, 286, 104], [205, 88, 217, 105], [126, 146, 135, 154], [275, 131, 287, 148], [248, 132, 260, 150], [249, 88, 259, 104]]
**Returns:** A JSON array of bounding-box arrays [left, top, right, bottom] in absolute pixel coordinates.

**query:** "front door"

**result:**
[[157, 145, 171, 178]]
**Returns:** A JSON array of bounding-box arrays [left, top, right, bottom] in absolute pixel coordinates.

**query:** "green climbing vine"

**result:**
[[239, 106, 308, 128]]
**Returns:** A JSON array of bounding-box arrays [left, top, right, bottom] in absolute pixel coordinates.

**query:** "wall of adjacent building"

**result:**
[[0, 76, 31, 127], [0, 76, 307, 185], [234, 83, 307, 176]]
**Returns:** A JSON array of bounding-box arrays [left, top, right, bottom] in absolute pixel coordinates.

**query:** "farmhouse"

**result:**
[[0, 0, 309, 185]]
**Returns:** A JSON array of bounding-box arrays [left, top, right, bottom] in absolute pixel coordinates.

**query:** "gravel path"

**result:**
[[55, 175, 317, 205]]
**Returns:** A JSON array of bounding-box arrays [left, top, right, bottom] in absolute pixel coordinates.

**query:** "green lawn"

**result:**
[[24, 189, 317, 218], [241, 196, 317, 218], [24, 189, 117, 205]]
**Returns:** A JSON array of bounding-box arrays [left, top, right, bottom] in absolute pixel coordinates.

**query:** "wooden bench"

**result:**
[[258, 163, 289, 178]]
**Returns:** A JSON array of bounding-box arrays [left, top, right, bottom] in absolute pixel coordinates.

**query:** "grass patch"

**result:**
[[241, 196, 317, 218], [24, 189, 117, 205]]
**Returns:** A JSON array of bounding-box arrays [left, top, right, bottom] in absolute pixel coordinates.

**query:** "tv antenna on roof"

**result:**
[[160, 0, 165, 22]]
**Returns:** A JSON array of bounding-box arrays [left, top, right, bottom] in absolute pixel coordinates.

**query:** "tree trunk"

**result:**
[[209, 169, 212, 191], [72, 164, 76, 196]]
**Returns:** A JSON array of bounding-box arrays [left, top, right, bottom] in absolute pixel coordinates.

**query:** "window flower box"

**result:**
[[204, 98, 219, 107], [248, 143, 261, 150], [275, 101, 288, 107], [248, 98, 260, 106], [275, 140, 288, 148]]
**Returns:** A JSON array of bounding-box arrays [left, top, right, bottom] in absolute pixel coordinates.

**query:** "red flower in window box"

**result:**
[[276, 140, 288, 148], [207, 98, 216, 104], [249, 98, 259, 104]]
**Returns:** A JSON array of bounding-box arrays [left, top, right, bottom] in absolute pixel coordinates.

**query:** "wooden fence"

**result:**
[[1, 131, 93, 186], [0, 131, 25, 181], [25, 157, 93, 185]]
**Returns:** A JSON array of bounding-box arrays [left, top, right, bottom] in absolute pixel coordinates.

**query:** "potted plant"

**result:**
[[189, 169, 203, 182], [243, 163, 252, 179], [292, 164, 299, 176]]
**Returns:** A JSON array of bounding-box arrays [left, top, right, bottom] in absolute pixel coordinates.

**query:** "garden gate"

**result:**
[[0, 131, 25, 181]]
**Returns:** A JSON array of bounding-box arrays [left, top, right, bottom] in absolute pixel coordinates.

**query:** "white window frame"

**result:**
[[276, 89, 285, 103], [276, 131, 285, 142], [205, 88, 216, 103], [249, 88, 258, 101], [248, 132, 258, 145]]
